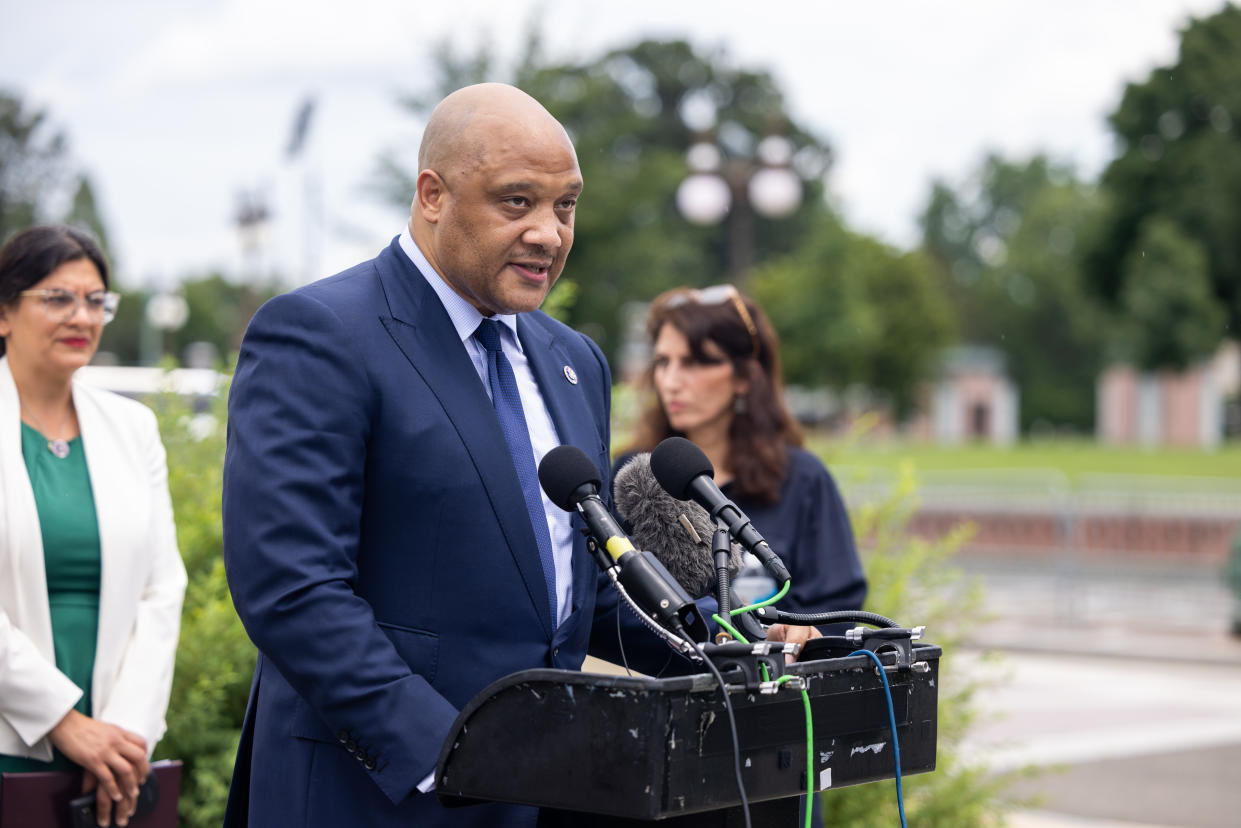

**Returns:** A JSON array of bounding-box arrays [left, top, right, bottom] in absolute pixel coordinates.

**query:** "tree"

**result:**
[[1115, 216, 1224, 370], [0, 90, 107, 248], [1089, 5, 1241, 367], [97, 273, 280, 367], [170, 273, 280, 363], [921, 154, 1108, 431], [752, 213, 955, 419]]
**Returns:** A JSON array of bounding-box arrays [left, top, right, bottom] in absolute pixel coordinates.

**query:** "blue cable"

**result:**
[[853, 648, 907, 828]]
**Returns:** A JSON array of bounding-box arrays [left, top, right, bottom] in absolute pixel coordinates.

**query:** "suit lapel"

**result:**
[[0, 358, 54, 652], [72, 381, 134, 686], [374, 242, 556, 634]]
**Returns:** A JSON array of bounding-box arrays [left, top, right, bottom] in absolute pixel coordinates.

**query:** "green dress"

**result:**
[[0, 424, 101, 773]]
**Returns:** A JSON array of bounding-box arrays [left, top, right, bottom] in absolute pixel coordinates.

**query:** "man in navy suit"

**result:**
[[221, 83, 627, 827]]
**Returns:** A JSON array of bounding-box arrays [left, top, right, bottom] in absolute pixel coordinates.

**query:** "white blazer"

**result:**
[[0, 356, 187, 761]]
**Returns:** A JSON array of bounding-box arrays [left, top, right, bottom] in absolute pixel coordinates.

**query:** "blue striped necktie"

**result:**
[[474, 319, 558, 620]]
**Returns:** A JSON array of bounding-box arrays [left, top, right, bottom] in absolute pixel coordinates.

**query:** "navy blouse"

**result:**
[[723, 447, 867, 617]]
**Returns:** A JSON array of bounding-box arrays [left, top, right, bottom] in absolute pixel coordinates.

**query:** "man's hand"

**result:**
[[764, 623, 822, 664], [48, 710, 148, 826]]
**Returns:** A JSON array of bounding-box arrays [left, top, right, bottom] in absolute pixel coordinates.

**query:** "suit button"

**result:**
[[346, 739, 358, 752], [337, 730, 349, 744], [552, 647, 560, 657], [364, 758, 377, 771]]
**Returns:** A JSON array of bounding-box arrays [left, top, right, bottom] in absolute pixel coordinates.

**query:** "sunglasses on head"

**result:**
[[663, 284, 760, 359]]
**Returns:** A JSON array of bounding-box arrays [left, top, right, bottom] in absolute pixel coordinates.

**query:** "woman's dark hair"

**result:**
[[0, 225, 110, 357], [627, 286, 803, 504]]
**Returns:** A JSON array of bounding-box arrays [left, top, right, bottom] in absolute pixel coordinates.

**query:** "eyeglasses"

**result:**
[[663, 284, 761, 358], [19, 289, 121, 325]]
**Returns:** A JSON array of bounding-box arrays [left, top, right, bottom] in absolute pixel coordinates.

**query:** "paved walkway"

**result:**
[[954, 557, 1241, 828]]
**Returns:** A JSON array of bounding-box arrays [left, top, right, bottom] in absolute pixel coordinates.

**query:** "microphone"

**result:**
[[649, 436, 791, 586], [612, 453, 742, 599], [537, 445, 709, 641]]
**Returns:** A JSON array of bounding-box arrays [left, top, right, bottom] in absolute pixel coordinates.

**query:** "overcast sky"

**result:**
[[1, 0, 1229, 290]]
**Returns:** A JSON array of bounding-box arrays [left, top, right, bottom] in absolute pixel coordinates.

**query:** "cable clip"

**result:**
[[845, 625, 927, 673], [758, 675, 805, 694]]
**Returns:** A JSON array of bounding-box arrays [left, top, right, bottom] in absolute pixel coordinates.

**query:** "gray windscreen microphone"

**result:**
[[612, 452, 743, 599]]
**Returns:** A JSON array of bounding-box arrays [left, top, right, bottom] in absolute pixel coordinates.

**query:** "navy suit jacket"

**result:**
[[221, 239, 619, 827]]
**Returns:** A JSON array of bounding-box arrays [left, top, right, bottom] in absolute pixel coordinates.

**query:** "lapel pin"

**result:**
[[563, 365, 578, 385]]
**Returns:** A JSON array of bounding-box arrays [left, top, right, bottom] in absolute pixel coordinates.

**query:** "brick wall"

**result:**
[[907, 508, 1239, 566]]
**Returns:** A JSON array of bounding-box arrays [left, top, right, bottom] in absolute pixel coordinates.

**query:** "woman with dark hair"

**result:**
[[618, 284, 866, 621], [0, 226, 186, 826]]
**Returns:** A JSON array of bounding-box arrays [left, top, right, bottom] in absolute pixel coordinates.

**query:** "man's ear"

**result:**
[[415, 169, 447, 224], [0, 305, 10, 339]]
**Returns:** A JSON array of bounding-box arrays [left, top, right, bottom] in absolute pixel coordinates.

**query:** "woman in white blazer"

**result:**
[[0, 226, 186, 827]]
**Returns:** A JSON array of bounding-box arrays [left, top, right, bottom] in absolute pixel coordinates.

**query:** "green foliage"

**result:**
[[1091, 4, 1241, 343], [1116, 216, 1225, 370], [97, 274, 280, 367], [752, 214, 955, 418], [96, 287, 149, 364], [540, 276, 579, 324], [171, 274, 280, 364], [147, 378, 255, 828], [921, 154, 1109, 431], [816, 460, 1035, 825]]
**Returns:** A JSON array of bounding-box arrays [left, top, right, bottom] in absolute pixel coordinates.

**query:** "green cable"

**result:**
[[773, 675, 815, 828], [712, 613, 748, 644], [729, 580, 790, 616], [711, 613, 814, 828], [709, 613, 775, 681]]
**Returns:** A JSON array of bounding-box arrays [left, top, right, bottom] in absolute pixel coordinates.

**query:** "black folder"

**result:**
[[0, 758, 180, 828]]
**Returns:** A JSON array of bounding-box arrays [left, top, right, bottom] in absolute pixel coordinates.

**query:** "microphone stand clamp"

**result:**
[[701, 640, 797, 693], [845, 625, 929, 674]]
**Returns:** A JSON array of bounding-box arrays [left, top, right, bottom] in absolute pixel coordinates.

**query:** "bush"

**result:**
[[817, 459, 1035, 825], [149, 380, 255, 828]]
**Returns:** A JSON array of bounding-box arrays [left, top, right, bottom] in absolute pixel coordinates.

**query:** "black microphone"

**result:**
[[612, 453, 742, 599], [649, 436, 792, 585], [537, 445, 709, 641]]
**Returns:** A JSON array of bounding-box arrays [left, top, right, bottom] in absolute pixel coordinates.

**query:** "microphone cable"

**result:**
[[707, 598, 816, 828], [606, 567, 701, 660], [731, 580, 790, 616], [712, 579, 905, 828], [756, 607, 901, 629], [685, 635, 752, 828], [852, 648, 907, 828]]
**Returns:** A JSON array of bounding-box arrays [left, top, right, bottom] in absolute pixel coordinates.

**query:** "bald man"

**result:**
[[221, 84, 621, 827]]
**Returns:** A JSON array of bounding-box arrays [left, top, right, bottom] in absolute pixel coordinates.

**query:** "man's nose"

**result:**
[[523, 208, 564, 250]]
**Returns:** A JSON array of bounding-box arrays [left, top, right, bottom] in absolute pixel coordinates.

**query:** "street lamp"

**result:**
[[141, 292, 189, 365], [235, 188, 272, 283], [675, 116, 817, 285]]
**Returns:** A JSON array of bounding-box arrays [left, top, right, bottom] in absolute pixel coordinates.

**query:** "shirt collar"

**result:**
[[399, 227, 521, 348]]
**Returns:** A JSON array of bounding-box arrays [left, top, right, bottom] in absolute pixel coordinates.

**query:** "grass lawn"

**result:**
[[809, 435, 1241, 483]]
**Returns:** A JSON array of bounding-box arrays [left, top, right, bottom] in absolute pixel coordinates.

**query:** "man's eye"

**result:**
[[46, 293, 76, 309], [85, 295, 107, 309]]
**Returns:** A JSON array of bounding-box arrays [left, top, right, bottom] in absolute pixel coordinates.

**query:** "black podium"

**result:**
[[435, 643, 940, 824]]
